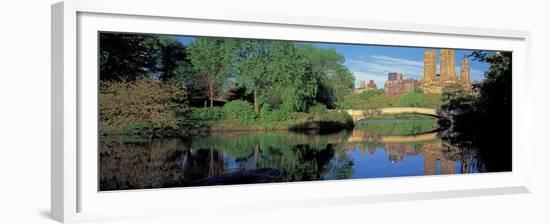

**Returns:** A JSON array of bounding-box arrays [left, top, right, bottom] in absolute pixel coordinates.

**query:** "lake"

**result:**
[[99, 119, 508, 191]]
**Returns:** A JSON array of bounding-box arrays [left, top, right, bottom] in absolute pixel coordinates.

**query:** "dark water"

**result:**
[[99, 119, 510, 191]]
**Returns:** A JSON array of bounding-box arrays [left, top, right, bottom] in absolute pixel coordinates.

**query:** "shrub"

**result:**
[[222, 100, 256, 124], [191, 107, 224, 121], [398, 92, 423, 107], [260, 108, 294, 122], [308, 104, 328, 116], [336, 92, 401, 109], [419, 93, 442, 108], [290, 110, 354, 132], [441, 84, 476, 111], [259, 103, 275, 116], [99, 78, 187, 135], [331, 111, 354, 127], [358, 90, 381, 100]]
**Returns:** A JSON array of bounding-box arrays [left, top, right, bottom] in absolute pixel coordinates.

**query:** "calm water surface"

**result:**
[[100, 119, 507, 191]]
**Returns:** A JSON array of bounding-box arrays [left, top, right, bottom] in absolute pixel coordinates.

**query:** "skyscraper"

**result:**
[[440, 49, 456, 83], [460, 56, 470, 83], [423, 50, 437, 82], [420, 49, 442, 94], [420, 49, 471, 94]]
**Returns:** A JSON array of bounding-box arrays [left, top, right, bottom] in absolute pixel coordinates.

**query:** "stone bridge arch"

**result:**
[[333, 107, 443, 123]]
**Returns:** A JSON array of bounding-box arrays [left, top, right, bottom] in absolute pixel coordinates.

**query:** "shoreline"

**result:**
[[99, 116, 443, 138]]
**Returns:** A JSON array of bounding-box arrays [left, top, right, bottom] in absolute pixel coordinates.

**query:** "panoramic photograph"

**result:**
[[98, 32, 512, 191]]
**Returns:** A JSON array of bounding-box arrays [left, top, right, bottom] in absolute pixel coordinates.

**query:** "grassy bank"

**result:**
[[355, 119, 440, 136], [189, 100, 354, 133], [205, 109, 354, 133], [100, 105, 354, 137]]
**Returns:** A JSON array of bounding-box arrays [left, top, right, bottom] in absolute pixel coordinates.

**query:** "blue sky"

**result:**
[[173, 36, 491, 88]]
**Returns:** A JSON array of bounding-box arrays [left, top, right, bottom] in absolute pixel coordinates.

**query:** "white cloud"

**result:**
[[346, 55, 485, 88], [370, 55, 424, 67], [346, 55, 424, 88]]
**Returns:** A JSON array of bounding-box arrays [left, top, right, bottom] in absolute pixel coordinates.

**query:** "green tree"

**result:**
[[232, 39, 278, 115], [232, 40, 319, 114], [158, 37, 192, 82], [297, 44, 355, 108], [359, 89, 382, 100], [470, 51, 512, 116], [99, 33, 161, 81], [222, 100, 256, 124], [272, 42, 319, 112], [187, 37, 233, 107], [398, 91, 424, 107], [468, 51, 512, 172], [441, 83, 475, 110]]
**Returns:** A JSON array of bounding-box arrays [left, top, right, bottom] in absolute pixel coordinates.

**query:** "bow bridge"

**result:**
[[332, 107, 442, 122]]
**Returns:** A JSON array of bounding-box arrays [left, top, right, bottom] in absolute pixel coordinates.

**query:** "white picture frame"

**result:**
[[51, 0, 532, 223]]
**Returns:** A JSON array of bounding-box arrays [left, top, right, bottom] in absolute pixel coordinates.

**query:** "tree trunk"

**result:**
[[209, 84, 214, 108], [253, 88, 259, 116], [209, 148, 214, 177], [254, 143, 259, 168]]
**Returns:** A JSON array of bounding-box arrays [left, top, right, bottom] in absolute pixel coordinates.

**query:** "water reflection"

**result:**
[[100, 120, 494, 191]]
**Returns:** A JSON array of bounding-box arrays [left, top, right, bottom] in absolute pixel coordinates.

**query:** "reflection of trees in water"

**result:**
[[439, 128, 509, 173], [322, 153, 354, 180], [100, 132, 356, 190], [100, 138, 231, 190], [100, 126, 497, 191], [255, 145, 323, 181], [442, 51, 512, 173], [190, 130, 482, 179], [100, 139, 186, 190], [178, 147, 226, 184], [191, 132, 355, 182]]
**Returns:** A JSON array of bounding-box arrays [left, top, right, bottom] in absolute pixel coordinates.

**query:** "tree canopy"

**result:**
[[297, 44, 355, 107], [99, 34, 355, 115], [187, 37, 233, 107], [99, 33, 192, 83], [158, 37, 192, 82], [99, 33, 162, 81]]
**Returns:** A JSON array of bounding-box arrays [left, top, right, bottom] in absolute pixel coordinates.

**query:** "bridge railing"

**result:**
[[330, 107, 441, 122]]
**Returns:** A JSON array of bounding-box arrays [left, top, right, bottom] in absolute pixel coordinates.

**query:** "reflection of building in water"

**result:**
[[385, 143, 421, 162], [367, 144, 377, 155], [335, 128, 473, 176], [347, 143, 379, 156], [422, 141, 456, 175]]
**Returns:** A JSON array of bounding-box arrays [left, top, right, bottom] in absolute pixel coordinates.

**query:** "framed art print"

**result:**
[[98, 32, 510, 190], [52, 0, 532, 223]]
